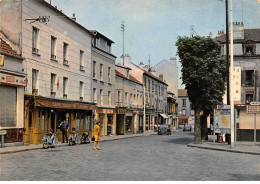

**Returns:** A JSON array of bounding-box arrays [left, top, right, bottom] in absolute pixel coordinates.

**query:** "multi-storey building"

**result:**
[[1, 0, 97, 144], [216, 22, 260, 141], [118, 54, 168, 132], [0, 38, 26, 145], [177, 89, 194, 127], [91, 30, 117, 136], [115, 65, 144, 134]]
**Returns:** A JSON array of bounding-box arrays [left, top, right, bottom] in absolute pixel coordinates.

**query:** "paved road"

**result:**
[[1, 131, 260, 181]]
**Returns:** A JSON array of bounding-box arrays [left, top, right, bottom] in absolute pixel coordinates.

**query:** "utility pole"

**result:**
[[143, 85, 146, 135], [226, 0, 230, 105], [230, 0, 235, 148], [148, 56, 151, 72], [121, 21, 125, 65]]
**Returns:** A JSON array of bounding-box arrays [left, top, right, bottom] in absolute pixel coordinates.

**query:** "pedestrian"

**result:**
[[93, 121, 101, 150], [210, 123, 214, 135], [60, 120, 69, 143]]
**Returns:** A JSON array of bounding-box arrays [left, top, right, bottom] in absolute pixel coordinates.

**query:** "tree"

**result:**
[[176, 36, 227, 144]]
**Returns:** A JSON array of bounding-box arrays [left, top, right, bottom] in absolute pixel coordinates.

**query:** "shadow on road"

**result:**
[[232, 174, 260, 181], [164, 137, 194, 145]]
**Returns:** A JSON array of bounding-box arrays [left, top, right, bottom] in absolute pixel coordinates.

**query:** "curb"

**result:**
[[187, 144, 260, 156], [0, 133, 155, 155]]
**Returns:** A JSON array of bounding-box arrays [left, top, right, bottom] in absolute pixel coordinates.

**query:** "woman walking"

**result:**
[[93, 121, 101, 150]]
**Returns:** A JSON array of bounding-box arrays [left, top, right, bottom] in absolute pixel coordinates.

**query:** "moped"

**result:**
[[42, 131, 58, 149], [68, 130, 80, 146], [80, 132, 90, 144]]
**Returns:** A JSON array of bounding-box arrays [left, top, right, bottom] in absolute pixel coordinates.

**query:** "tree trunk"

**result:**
[[194, 107, 202, 144], [201, 114, 208, 141]]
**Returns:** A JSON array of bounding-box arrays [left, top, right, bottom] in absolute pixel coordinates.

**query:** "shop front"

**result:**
[[125, 109, 134, 134], [145, 109, 154, 131], [116, 107, 126, 135], [0, 72, 26, 144], [137, 110, 144, 133], [24, 95, 97, 144], [96, 108, 116, 136]]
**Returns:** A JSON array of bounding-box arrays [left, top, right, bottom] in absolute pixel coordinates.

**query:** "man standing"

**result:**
[[93, 121, 101, 150], [60, 120, 69, 143]]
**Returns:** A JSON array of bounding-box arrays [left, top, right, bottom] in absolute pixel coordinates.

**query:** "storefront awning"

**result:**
[[159, 113, 168, 119]]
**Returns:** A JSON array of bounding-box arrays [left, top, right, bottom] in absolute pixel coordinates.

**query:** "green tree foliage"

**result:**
[[176, 36, 227, 144]]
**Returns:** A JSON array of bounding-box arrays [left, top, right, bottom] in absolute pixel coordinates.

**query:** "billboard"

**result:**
[[214, 107, 231, 134]]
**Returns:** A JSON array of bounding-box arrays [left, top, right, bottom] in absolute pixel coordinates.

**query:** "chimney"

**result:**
[[72, 13, 76, 21], [217, 30, 224, 36], [159, 74, 163, 81], [54, 6, 57, 9], [170, 57, 177, 66]]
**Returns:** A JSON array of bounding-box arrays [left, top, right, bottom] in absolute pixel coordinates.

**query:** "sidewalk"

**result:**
[[187, 135, 260, 155], [0, 132, 157, 155]]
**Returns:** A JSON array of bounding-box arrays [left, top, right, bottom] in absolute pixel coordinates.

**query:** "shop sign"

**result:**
[[0, 130, 7, 135], [247, 105, 260, 114], [0, 74, 26, 87], [117, 108, 126, 114], [35, 98, 98, 110], [96, 109, 114, 114]]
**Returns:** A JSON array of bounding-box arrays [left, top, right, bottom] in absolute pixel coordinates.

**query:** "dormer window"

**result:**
[[106, 42, 111, 53], [244, 44, 255, 56], [95, 37, 99, 48]]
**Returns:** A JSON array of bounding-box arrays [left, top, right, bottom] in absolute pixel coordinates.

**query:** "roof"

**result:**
[[89, 30, 114, 43], [115, 64, 132, 70], [115, 69, 142, 85], [0, 39, 22, 59], [178, 89, 188, 97], [142, 69, 168, 86], [215, 29, 260, 43]]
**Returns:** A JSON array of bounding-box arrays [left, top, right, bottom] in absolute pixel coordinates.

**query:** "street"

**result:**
[[1, 131, 260, 181]]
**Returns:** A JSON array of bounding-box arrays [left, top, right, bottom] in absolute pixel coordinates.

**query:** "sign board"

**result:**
[[247, 105, 260, 114], [0, 130, 7, 135], [250, 101, 260, 106], [214, 108, 231, 134]]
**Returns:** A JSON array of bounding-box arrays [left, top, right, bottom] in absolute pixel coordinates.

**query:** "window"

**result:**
[[93, 61, 96, 78], [100, 64, 103, 81], [108, 67, 111, 82], [152, 81, 154, 92], [63, 77, 68, 99], [246, 94, 254, 104], [245, 70, 254, 86], [107, 42, 111, 53], [93, 88, 97, 103], [79, 81, 84, 99], [63, 43, 69, 65], [80, 50, 84, 70], [155, 84, 157, 94], [191, 110, 195, 116], [50, 73, 56, 97], [95, 37, 99, 47], [108, 91, 111, 106], [125, 92, 128, 106], [244, 44, 255, 56], [32, 27, 39, 54], [126, 70, 129, 78], [32, 69, 39, 90], [100, 89, 103, 105], [182, 99, 186, 107], [51, 36, 57, 60], [144, 77, 147, 88], [130, 93, 132, 105], [182, 109, 186, 116], [118, 90, 122, 104], [148, 80, 150, 91]]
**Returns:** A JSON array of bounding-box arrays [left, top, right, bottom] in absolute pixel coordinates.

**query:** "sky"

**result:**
[[50, 0, 260, 89]]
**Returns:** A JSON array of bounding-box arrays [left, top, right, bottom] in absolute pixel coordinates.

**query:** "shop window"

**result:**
[[85, 115, 90, 130], [38, 111, 45, 132], [76, 113, 85, 131]]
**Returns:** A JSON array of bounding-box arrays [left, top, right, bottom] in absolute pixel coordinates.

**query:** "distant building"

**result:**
[[177, 89, 194, 127], [216, 22, 260, 141], [90, 30, 117, 136]]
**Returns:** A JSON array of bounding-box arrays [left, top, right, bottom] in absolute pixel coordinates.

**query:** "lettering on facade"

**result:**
[[247, 105, 260, 114]]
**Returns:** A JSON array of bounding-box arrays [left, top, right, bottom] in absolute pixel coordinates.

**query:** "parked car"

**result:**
[[158, 124, 171, 135], [183, 124, 192, 131]]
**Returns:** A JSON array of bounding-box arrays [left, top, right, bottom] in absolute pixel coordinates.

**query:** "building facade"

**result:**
[[91, 30, 117, 136], [118, 54, 168, 132], [0, 38, 26, 145], [177, 89, 194, 128], [1, 0, 97, 144], [115, 65, 144, 134], [216, 22, 260, 141]]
